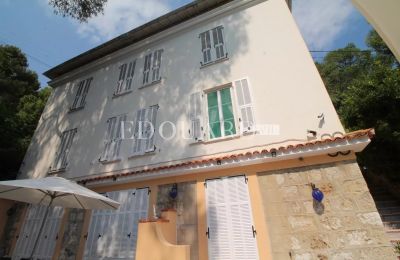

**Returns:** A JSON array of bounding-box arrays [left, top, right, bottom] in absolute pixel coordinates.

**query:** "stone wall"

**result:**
[[156, 182, 198, 260], [258, 160, 396, 260], [58, 209, 85, 260]]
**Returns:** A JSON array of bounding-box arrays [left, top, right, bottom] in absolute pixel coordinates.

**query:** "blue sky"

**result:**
[[0, 0, 372, 87]]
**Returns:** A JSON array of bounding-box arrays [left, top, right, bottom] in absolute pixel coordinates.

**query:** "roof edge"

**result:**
[[44, 0, 233, 80]]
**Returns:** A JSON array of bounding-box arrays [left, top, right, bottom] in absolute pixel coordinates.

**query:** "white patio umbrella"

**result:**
[[0, 176, 120, 259]]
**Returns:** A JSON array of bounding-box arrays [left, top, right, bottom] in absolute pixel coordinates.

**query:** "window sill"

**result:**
[[200, 57, 229, 69], [68, 106, 84, 113], [112, 90, 132, 99], [203, 133, 240, 144], [139, 79, 162, 89], [128, 150, 156, 159], [99, 158, 121, 165]]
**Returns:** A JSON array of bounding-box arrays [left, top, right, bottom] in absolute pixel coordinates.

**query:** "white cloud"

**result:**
[[292, 0, 355, 50], [74, 0, 172, 43]]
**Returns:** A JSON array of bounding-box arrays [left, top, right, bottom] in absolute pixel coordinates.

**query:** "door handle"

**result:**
[[206, 227, 210, 239]]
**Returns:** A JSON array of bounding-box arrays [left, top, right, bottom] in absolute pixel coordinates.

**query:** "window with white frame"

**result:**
[[207, 87, 236, 139], [190, 78, 255, 142], [70, 77, 92, 110], [132, 105, 159, 156], [142, 49, 163, 86], [51, 128, 77, 171], [115, 60, 136, 96], [100, 114, 127, 162], [200, 26, 227, 66]]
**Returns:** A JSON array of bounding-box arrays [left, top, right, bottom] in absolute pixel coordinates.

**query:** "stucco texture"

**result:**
[[258, 161, 396, 260]]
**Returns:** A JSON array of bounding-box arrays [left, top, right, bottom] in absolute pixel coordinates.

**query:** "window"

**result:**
[[207, 87, 236, 139], [51, 128, 77, 171], [200, 26, 227, 66], [132, 105, 159, 156], [142, 49, 163, 86], [70, 77, 92, 110], [115, 61, 136, 96], [100, 114, 127, 162]]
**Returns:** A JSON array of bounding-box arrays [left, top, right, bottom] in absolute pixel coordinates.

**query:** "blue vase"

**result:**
[[312, 188, 324, 202]]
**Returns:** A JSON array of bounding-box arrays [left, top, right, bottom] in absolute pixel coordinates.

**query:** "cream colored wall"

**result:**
[[352, 0, 400, 62], [19, 0, 344, 180]]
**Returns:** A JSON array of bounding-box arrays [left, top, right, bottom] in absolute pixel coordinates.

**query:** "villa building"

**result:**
[[0, 0, 396, 259]]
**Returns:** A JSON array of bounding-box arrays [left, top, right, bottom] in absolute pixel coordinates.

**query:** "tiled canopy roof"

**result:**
[[77, 129, 374, 185]]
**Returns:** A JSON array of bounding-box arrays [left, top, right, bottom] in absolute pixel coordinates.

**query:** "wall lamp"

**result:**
[[310, 183, 324, 202]]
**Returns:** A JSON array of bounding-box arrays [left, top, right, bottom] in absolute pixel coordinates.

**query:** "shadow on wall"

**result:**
[[19, 7, 251, 179]]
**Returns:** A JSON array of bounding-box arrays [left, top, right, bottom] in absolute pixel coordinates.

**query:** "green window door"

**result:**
[[207, 87, 236, 139]]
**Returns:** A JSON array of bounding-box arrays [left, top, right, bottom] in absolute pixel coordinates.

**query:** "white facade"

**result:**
[[19, 0, 344, 181]]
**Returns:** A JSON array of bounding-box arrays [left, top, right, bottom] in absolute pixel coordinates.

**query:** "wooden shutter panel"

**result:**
[[80, 78, 92, 108], [200, 31, 212, 64], [112, 114, 127, 158], [152, 50, 162, 82], [189, 92, 204, 141], [212, 26, 225, 60], [234, 78, 255, 133], [116, 64, 127, 94], [71, 80, 84, 109], [133, 109, 146, 155], [102, 117, 117, 161], [60, 129, 77, 168], [13, 205, 64, 260], [84, 188, 148, 260], [143, 54, 152, 85], [145, 106, 158, 152], [125, 61, 136, 91], [205, 176, 259, 260]]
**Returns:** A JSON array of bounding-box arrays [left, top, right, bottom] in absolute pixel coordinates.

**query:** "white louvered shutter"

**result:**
[[112, 114, 127, 159], [83, 188, 148, 260], [200, 31, 212, 64], [144, 106, 158, 152], [102, 117, 117, 161], [116, 64, 127, 94], [79, 78, 92, 108], [60, 129, 77, 169], [151, 50, 163, 82], [205, 176, 259, 260], [125, 61, 136, 91], [212, 26, 225, 60], [133, 108, 146, 155], [71, 80, 84, 109], [189, 92, 204, 141], [13, 205, 64, 260], [143, 54, 152, 85], [234, 78, 255, 133]]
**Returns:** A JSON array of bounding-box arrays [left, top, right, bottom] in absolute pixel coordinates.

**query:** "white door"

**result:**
[[83, 188, 149, 260], [12, 205, 64, 260], [205, 176, 259, 260]]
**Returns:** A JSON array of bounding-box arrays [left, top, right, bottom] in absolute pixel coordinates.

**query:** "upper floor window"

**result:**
[[50, 128, 77, 172], [189, 78, 255, 142], [132, 105, 159, 156], [115, 61, 136, 96], [142, 49, 163, 86], [200, 26, 227, 66], [70, 77, 92, 111], [100, 114, 127, 162], [207, 87, 236, 139]]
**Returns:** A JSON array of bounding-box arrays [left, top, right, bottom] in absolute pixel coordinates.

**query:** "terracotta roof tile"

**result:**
[[77, 129, 374, 184]]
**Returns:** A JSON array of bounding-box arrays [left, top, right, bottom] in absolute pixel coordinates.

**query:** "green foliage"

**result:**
[[317, 31, 400, 181], [0, 45, 51, 180], [49, 0, 108, 22]]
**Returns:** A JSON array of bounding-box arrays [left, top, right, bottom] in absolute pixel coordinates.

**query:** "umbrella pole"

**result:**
[[29, 195, 54, 260]]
